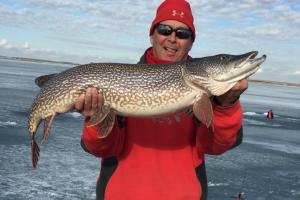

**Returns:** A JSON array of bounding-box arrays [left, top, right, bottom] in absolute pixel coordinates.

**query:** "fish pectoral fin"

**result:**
[[40, 113, 56, 144], [31, 137, 40, 169], [208, 80, 236, 96], [87, 104, 111, 127], [96, 112, 116, 138], [192, 93, 214, 129]]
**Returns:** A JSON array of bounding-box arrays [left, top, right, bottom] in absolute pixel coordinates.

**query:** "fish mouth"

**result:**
[[215, 51, 266, 82], [247, 51, 259, 61], [239, 51, 266, 68]]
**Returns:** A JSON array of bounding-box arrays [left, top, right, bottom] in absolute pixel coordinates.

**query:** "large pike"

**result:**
[[28, 51, 266, 168]]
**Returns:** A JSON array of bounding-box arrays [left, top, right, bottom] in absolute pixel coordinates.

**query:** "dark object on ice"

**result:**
[[267, 109, 274, 119], [230, 192, 245, 200]]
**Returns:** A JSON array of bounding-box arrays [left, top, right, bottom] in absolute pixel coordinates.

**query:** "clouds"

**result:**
[[0, 39, 8, 47], [1, 1, 299, 36], [0, 0, 155, 33], [191, 0, 300, 44], [0, 38, 32, 51], [1, 0, 299, 42], [0, 0, 299, 82], [0, 37, 105, 63], [0, 38, 58, 57]]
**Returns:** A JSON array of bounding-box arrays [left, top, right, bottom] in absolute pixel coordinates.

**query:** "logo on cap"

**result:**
[[172, 10, 184, 18]]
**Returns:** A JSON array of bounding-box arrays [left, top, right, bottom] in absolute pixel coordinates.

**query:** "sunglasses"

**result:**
[[155, 24, 192, 39]]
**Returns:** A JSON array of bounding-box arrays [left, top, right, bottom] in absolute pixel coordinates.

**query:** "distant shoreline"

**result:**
[[0, 55, 79, 65], [249, 79, 300, 88], [1, 55, 299, 88]]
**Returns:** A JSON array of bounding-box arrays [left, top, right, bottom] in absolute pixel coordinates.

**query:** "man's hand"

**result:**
[[74, 87, 104, 117], [214, 79, 248, 107]]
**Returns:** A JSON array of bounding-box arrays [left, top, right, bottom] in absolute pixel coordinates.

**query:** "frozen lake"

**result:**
[[0, 60, 299, 199]]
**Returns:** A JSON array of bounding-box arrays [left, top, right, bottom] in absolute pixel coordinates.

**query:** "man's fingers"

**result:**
[[98, 93, 104, 108], [231, 79, 248, 91], [214, 79, 249, 106], [91, 88, 99, 111], [84, 88, 92, 112], [74, 87, 103, 117], [74, 93, 85, 111]]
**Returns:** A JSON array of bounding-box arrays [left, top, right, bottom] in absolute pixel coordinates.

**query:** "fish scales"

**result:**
[[28, 51, 266, 169], [61, 63, 193, 114], [29, 62, 195, 134]]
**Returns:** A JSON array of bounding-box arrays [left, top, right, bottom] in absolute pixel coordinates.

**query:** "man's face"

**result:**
[[150, 20, 193, 62]]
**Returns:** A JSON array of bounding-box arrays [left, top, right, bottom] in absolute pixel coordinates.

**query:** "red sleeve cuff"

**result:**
[[213, 100, 243, 145], [81, 118, 125, 158]]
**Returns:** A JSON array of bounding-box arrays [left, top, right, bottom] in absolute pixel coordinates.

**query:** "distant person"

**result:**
[[75, 0, 248, 199], [267, 109, 274, 119], [236, 193, 242, 200], [231, 192, 244, 200]]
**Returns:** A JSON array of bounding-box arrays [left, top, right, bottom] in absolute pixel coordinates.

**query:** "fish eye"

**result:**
[[219, 55, 227, 60]]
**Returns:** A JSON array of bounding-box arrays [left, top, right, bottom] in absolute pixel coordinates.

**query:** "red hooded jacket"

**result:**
[[81, 48, 243, 200]]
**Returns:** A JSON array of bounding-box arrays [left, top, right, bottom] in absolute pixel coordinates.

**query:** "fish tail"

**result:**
[[31, 137, 40, 169]]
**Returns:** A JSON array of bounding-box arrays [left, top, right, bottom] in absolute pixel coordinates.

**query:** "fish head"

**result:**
[[184, 51, 266, 95]]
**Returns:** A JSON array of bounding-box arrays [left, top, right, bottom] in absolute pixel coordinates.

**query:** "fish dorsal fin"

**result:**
[[95, 112, 116, 138], [192, 92, 214, 129], [87, 103, 111, 127], [35, 73, 57, 87]]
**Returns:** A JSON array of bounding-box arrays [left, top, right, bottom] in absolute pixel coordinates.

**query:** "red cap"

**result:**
[[149, 0, 195, 41]]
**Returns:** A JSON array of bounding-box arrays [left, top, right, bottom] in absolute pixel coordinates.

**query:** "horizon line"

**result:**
[[1, 54, 299, 88]]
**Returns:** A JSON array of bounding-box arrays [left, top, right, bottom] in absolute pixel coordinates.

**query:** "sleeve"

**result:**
[[196, 100, 243, 155], [81, 117, 126, 158]]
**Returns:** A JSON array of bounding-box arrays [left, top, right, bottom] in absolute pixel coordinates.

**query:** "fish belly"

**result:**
[[112, 90, 197, 117]]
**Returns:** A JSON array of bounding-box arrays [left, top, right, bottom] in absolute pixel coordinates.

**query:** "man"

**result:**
[[75, 0, 247, 199]]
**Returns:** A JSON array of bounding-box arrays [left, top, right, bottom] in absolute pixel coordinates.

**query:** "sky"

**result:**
[[0, 0, 300, 83]]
